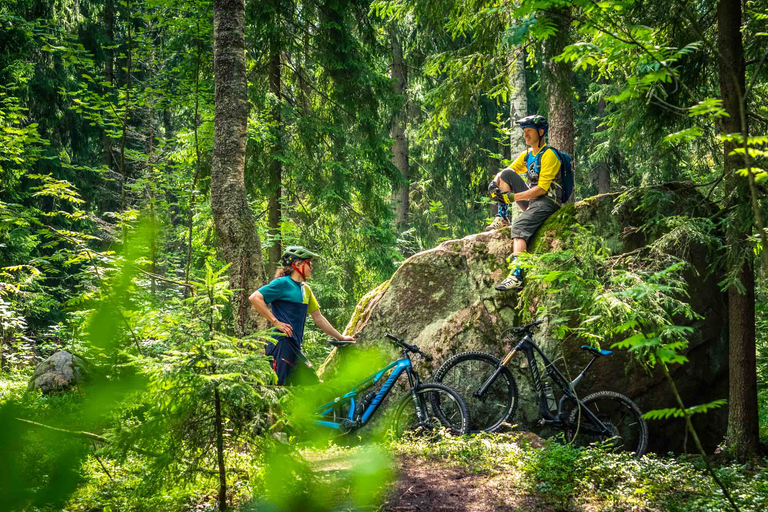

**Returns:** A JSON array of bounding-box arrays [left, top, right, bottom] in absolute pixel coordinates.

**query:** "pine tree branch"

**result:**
[[135, 267, 195, 295], [16, 417, 157, 458]]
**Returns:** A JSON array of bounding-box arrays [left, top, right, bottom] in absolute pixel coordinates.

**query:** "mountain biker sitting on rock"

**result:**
[[486, 115, 563, 292], [249, 246, 355, 385]]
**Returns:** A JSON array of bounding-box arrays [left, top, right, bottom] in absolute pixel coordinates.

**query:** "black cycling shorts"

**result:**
[[266, 338, 319, 386]]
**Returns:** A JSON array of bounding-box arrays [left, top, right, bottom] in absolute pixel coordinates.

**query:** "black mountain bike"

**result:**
[[434, 319, 648, 456]]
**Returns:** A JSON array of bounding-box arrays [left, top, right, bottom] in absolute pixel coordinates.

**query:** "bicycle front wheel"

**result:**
[[434, 351, 518, 432], [391, 383, 471, 438], [565, 390, 649, 457]]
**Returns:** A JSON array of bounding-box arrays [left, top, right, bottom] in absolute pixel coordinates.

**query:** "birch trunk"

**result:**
[[508, 47, 527, 157]]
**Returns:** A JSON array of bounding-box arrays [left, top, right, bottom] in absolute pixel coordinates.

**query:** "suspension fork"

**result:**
[[475, 340, 523, 398], [406, 362, 425, 423]]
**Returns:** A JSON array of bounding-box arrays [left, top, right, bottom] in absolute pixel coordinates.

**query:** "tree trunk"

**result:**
[[161, 37, 174, 143], [186, 20, 203, 291], [214, 385, 227, 511], [719, 0, 759, 461], [119, 0, 133, 233], [148, 50, 157, 295], [543, 9, 574, 169], [212, 0, 267, 336], [102, 0, 114, 174], [390, 26, 409, 230], [508, 47, 527, 157], [267, 34, 282, 278], [596, 94, 610, 194]]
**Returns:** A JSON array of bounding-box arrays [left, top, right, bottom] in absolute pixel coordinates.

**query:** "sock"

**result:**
[[498, 203, 509, 219], [512, 257, 522, 278]]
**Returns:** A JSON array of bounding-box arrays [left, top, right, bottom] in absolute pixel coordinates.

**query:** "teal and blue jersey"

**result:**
[[257, 275, 320, 350]]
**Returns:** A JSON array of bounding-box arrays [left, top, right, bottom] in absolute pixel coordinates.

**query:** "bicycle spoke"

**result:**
[[435, 352, 517, 432], [566, 391, 648, 456]]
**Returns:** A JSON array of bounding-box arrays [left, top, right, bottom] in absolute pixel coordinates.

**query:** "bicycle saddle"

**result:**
[[580, 345, 613, 357]]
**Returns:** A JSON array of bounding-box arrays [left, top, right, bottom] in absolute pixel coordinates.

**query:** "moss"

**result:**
[[344, 279, 391, 334], [528, 203, 577, 254]]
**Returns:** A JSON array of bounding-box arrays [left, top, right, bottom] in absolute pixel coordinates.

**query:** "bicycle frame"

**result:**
[[478, 333, 613, 436], [313, 351, 420, 432]]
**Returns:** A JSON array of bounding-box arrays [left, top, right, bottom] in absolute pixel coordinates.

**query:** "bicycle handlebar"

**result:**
[[384, 333, 433, 362], [511, 318, 545, 336]]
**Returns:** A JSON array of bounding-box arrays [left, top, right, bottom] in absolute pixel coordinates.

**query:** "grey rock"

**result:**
[[28, 351, 89, 393], [327, 186, 728, 453]]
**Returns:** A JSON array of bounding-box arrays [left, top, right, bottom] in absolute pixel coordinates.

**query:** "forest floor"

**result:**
[[381, 454, 548, 512], [304, 432, 768, 512], [305, 433, 580, 512], [307, 448, 542, 512]]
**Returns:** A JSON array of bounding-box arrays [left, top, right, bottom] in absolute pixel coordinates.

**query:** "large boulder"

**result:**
[[28, 351, 89, 393], [330, 186, 728, 453]]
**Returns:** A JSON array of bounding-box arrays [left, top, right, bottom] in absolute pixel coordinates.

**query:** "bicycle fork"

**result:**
[[475, 343, 520, 399], [407, 368, 427, 424]]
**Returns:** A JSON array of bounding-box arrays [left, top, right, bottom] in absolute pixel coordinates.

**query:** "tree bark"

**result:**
[[102, 0, 114, 173], [186, 20, 203, 291], [596, 94, 610, 194], [543, 9, 574, 174], [508, 47, 527, 157], [148, 49, 157, 295], [390, 26, 409, 230], [214, 385, 227, 511], [718, 0, 759, 461], [119, 0, 133, 232], [267, 30, 282, 278], [212, 0, 267, 336]]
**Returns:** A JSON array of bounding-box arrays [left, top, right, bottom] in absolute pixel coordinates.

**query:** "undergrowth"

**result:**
[[392, 432, 768, 512]]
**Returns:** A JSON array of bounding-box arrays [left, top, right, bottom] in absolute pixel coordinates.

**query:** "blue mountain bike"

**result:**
[[313, 334, 471, 437]]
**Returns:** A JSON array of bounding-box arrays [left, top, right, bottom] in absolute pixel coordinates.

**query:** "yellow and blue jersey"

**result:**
[[510, 145, 562, 201], [258, 276, 319, 349]]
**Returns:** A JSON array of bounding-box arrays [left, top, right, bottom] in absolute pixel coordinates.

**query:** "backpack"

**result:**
[[527, 146, 575, 203]]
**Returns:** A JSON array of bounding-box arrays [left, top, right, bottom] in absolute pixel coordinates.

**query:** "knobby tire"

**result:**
[[433, 351, 518, 433], [565, 390, 649, 457], [391, 383, 471, 438]]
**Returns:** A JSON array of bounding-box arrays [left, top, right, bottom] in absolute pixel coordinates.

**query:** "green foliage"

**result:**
[[0, 0, 767, 508], [643, 399, 728, 421], [394, 432, 768, 511], [521, 435, 581, 508], [250, 445, 392, 512], [518, 192, 731, 424], [0, 224, 150, 510]]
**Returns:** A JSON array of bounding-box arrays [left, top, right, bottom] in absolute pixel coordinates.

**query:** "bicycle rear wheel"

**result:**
[[391, 383, 471, 438], [565, 390, 648, 456], [433, 351, 518, 432]]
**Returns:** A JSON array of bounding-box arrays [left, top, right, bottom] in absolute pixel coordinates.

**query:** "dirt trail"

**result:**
[[381, 455, 548, 512], [305, 441, 549, 512]]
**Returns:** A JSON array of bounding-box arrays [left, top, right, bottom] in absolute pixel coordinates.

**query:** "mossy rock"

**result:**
[[331, 186, 727, 453]]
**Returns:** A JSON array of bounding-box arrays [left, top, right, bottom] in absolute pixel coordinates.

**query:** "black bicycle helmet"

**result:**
[[515, 114, 548, 134], [281, 245, 319, 266]]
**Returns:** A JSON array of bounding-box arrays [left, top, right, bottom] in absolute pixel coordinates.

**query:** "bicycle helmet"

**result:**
[[515, 114, 548, 135], [281, 246, 319, 266]]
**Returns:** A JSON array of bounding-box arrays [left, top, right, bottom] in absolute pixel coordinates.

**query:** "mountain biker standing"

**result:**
[[249, 246, 355, 385], [486, 115, 564, 291]]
